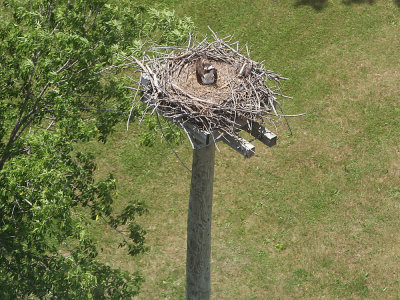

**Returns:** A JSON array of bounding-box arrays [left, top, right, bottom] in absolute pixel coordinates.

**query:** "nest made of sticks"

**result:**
[[127, 28, 295, 141]]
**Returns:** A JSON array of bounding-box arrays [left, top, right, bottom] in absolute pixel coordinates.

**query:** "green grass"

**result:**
[[84, 0, 400, 298]]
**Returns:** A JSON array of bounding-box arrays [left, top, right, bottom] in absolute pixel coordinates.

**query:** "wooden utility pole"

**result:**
[[140, 74, 277, 300], [186, 143, 215, 300]]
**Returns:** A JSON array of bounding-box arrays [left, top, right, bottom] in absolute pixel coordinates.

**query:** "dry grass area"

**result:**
[[83, 0, 400, 298]]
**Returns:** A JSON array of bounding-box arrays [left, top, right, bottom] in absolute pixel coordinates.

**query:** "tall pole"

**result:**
[[186, 143, 215, 300]]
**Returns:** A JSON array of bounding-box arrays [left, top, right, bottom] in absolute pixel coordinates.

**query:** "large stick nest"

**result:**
[[128, 28, 293, 140]]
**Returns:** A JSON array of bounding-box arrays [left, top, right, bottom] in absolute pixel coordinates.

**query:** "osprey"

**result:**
[[196, 55, 217, 85], [238, 61, 252, 78]]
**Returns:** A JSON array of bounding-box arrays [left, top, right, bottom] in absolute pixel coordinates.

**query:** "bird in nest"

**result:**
[[196, 55, 218, 85], [237, 61, 252, 78]]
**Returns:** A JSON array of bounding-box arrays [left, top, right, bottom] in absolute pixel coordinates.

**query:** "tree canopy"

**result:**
[[0, 0, 193, 298]]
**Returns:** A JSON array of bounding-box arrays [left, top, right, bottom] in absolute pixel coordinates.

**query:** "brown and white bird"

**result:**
[[196, 55, 217, 85], [237, 61, 252, 78]]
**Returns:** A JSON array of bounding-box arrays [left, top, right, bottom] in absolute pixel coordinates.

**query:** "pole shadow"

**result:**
[[294, 0, 329, 11]]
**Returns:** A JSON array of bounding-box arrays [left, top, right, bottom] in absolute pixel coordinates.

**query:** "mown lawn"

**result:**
[[85, 0, 400, 298]]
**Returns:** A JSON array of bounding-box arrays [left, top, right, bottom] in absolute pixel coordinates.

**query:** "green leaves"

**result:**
[[0, 128, 145, 298], [0, 0, 194, 298], [146, 8, 195, 45]]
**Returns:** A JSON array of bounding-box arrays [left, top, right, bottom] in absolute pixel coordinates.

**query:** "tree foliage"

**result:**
[[0, 0, 193, 298]]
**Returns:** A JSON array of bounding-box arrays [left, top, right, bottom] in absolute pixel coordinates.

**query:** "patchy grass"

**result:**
[[85, 0, 400, 298]]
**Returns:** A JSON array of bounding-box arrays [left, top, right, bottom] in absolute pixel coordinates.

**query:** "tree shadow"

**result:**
[[294, 0, 329, 11], [342, 0, 375, 5], [294, 0, 399, 9], [341, 0, 400, 8]]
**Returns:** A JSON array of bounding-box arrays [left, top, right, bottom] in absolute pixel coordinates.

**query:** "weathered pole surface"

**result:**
[[186, 143, 215, 300]]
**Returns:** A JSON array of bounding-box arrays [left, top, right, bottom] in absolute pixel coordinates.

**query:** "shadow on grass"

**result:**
[[341, 0, 400, 7], [342, 0, 375, 4], [295, 0, 399, 10], [342, 0, 400, 8], [294, 0, 328, 11]]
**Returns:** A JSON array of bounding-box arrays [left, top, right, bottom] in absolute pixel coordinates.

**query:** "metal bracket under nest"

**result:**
[[140, 75, 277, 158]]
